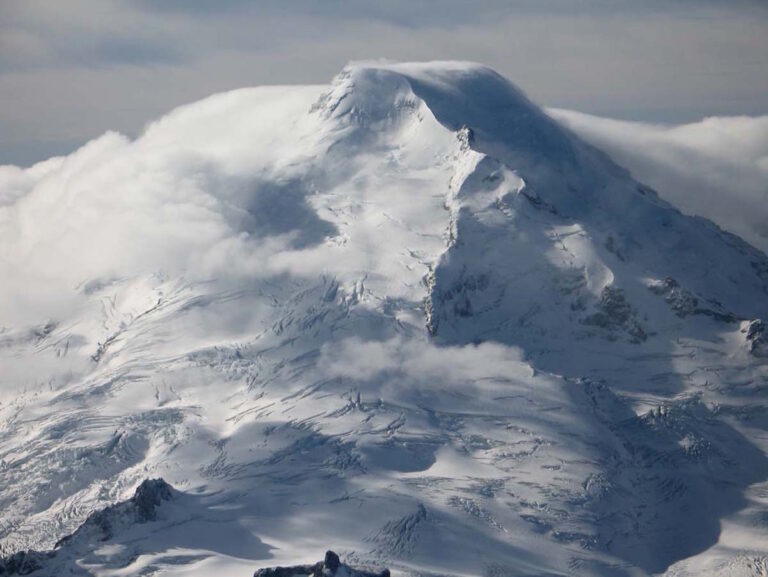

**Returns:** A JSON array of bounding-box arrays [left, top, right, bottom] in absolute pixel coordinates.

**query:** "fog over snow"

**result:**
[[2, 99, 766, 333]]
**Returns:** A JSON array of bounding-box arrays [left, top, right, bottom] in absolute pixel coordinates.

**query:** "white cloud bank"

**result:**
[[0, 85, 330, 327], [549, 109, 768, 254]]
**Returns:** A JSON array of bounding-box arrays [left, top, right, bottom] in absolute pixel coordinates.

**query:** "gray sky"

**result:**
[[1, 0, 767, 166]]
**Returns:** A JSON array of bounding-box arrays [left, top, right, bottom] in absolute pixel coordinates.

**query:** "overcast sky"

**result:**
[[1, 0, 767, 166]]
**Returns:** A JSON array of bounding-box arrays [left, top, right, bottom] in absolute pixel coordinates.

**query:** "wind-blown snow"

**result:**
[[1, 61, 767, 577], [548, 108, 768, 254]]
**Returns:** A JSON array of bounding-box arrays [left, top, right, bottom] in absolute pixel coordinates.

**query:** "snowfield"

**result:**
[[1, 61, 767, 577]]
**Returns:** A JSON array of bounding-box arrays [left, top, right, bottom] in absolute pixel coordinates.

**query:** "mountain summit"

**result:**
[[0, 62, 767, 577]]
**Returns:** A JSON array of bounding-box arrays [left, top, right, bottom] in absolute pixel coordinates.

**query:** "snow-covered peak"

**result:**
[[1, 62, 767, 577], [316, 60, 575, 165]]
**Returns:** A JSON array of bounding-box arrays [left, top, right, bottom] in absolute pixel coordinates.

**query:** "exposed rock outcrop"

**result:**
[[648, 277, 737, 322], [0, 479, 173, 575], [55, 478, 173, 548], [254, 550, 389, 577], [584, 286, 646, 342], [744, 319, 768, 357], [0, 551, 51, 576]]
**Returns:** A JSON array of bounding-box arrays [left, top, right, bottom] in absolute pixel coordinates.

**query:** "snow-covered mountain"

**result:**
[[1, 61, 767, 577]]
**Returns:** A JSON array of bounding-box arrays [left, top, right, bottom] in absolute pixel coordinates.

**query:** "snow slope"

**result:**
[[1, 61, 767, 577]]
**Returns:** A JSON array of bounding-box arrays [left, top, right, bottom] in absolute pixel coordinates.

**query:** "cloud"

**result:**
[[548, 109, 768, 254], [319, 337, 526, 383], [0, 85, 332, 327], [1, 1, 767, 166]]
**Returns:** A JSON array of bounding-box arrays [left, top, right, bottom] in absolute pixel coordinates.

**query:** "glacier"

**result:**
[[0, 61, 767, 577]]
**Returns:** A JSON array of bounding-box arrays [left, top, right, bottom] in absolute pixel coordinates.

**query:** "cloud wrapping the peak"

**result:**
[[1, 0, 767, 166], [3, 72, 767, 332], [0, 85, 329, 327], [549, 109, 768, 254]]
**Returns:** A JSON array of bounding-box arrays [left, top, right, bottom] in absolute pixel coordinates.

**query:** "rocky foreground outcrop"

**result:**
[[0, 479, 174, 575], [1, 482, 389, 577], [254, 550, 390, 577]]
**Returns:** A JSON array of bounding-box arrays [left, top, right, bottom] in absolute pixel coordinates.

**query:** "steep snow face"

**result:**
[[1, 62, 767, 577]]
